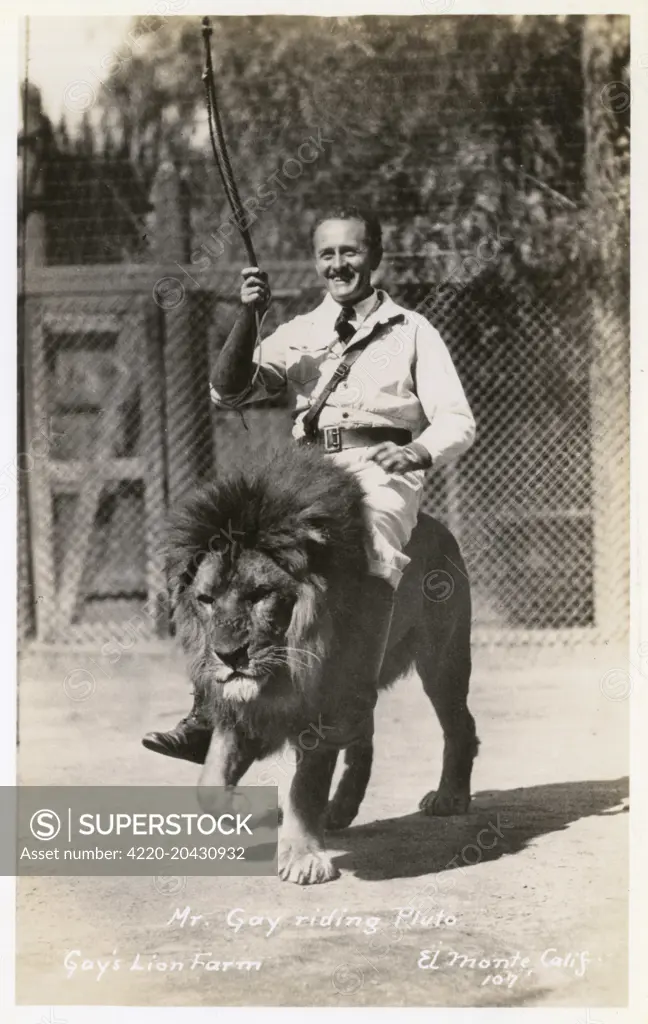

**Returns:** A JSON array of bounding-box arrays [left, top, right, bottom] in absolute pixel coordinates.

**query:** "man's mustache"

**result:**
[[326, 269, 355, 280]]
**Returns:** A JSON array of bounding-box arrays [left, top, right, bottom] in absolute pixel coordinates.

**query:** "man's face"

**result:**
[[313, 218, 381, 306]]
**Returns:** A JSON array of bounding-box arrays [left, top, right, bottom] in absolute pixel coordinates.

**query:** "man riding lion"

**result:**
[[142, 206, 479, 883]]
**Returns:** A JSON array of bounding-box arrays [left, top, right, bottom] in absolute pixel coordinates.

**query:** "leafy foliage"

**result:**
[[45, 14, 628, 274]]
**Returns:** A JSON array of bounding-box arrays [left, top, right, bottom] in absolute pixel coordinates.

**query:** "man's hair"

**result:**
[[310, 206, 383, 258]]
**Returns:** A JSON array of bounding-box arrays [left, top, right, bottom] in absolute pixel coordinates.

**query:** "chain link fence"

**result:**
[[18, 250, 629, 648]]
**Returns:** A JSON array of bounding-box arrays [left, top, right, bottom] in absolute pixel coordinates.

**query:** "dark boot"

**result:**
[[142, 693, 212, 765]]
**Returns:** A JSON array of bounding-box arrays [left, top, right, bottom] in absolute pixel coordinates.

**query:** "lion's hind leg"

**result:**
[[416, 614, 479, 818], [324, 740, 373, 832]]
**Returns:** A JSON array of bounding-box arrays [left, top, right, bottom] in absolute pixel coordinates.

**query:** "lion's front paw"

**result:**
[[419, 788, 471, 817], [278, 839, 340, 885]]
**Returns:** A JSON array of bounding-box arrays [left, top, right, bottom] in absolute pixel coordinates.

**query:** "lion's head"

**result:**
[[166, 446, 370, 723]]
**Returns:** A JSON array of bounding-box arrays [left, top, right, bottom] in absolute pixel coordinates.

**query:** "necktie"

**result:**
[[334, 305, 356, 344]]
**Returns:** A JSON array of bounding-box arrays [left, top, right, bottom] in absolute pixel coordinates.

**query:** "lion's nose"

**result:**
[[215, 644, 250, 670]]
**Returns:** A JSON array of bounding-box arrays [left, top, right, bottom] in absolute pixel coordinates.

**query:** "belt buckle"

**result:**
[[323, 426, 342, 453]]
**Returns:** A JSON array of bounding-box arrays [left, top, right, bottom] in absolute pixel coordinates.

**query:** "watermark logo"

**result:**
[[422, 569, 455, 602], [599, 642, 648, 702], [154, 875, 187, 895], [63, 81, 96, 114], [30, 809, 61, 841], [331, 962, 365, 995], [63, 668, 96, 703], [600, 81, 631, 114], [153, 276, 186, 310], [599, 667, 632, 702]]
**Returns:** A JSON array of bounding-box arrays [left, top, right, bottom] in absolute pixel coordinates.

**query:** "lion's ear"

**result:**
[[294, 506, 329, 547], [166, 567, 191, 616], [166, 548, 206, 607], [165, 555, 204, 650], [271, 525, 329, 580], [303, 526, 327, 547], [296, 523, 331, 577]]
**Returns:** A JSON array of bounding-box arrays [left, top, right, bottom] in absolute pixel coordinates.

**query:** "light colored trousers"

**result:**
[[330, 448, 427, 589]]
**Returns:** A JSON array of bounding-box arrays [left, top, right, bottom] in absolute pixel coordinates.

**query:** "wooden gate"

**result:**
[[21, 286, 169, 644]]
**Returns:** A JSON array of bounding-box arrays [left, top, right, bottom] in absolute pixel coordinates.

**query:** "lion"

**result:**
[[166, 444, 478, 885]]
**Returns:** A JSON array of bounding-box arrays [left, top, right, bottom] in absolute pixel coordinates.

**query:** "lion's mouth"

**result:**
[[207, 652, 270, 702], [207, 647, 294, 702], [211, 662, 267, 684]]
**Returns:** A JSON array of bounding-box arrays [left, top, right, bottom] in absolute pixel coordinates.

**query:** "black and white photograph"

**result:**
[[5, 2, 643, 1016]]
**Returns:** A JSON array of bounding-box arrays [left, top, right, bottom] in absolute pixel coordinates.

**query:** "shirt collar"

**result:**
[[350, 289, 380, 323], [320, 288, 404, 327]]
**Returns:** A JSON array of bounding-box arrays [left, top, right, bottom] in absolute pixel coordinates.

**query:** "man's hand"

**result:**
[[241, 266, 271, 313], [366, 441, 433, 473], [211, 269, 272, 397]]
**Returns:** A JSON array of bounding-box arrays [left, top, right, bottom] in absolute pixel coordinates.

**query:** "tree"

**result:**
[[89, 14, 608, 272], [581, 14, 629, 284]]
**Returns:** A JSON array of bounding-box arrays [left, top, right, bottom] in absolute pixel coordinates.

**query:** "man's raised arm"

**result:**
[[210, 267, 286, 405]]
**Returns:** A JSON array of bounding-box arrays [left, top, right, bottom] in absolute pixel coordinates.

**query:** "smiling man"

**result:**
[[143, 205, 476, 763]]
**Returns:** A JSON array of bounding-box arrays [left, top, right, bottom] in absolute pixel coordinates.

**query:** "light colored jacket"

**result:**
[[210, 288, 476, 467]]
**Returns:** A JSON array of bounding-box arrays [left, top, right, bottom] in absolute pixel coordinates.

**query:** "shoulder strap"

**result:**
[[300, 334, 373, 437]]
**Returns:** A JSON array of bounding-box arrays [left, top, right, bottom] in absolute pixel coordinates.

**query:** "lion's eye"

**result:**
[[196, 594, 214, 606]]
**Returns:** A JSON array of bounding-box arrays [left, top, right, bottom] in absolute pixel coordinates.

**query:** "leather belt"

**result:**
[[300, 425, 412, 454]]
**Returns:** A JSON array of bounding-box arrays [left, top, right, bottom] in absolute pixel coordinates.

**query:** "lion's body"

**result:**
[[168, 445, 478, 884]]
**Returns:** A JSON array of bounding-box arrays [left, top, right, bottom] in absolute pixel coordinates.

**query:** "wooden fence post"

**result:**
[[18, 88, 49, 645], [23, 211, 58, 642], [149, 161, 213, 507], [582, 16, 630, 644], [18, 299, 35, 647]]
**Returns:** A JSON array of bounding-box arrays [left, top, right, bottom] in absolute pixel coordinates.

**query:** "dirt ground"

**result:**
[[15, 641, 628, 1008]]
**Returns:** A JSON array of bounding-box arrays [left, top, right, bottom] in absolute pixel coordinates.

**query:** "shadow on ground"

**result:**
[[331, 776, 629, 881]]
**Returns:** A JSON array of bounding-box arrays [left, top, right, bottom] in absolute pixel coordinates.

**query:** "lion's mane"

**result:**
[[166, 445, 372, 735]]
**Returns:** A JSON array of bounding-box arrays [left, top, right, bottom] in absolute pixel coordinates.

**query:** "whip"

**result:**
[[201, 15, 258, 267], [201, 15, 266, 422]]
